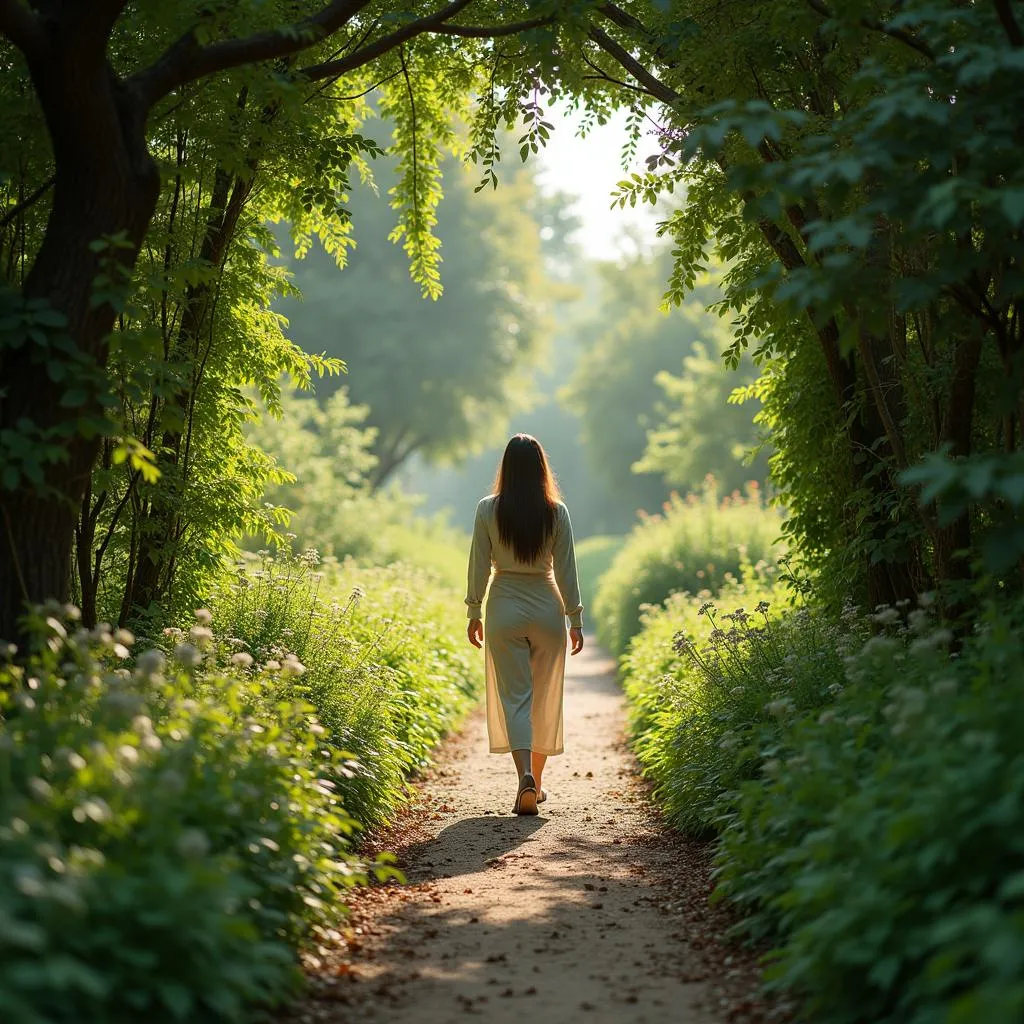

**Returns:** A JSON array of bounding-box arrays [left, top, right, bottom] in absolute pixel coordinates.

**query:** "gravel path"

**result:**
[[291, 646, 733, 1024]]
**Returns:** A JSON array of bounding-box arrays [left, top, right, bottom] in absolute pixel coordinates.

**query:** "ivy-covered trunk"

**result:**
[[0, 34, 158, 642]]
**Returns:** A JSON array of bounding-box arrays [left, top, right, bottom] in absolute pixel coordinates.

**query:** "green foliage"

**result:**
[[633, 328, 768, 496], [556, 0, 1024, 605], [593, 482, 782, 655], [245, 388, 470, 588], [0, 543, 476, 1022], [561, 256, 737, 533], [206, 551, 481, 829], [713, 598, 1024, 1024], [620, 560, 1024, 1023], [574, 534, 625, 621], [633, 274, 770, 495], [618, 570, 856, 836], [277, 140, 551, 485], [0, 609, 368, 1024], [902, 449, 1024, 576]]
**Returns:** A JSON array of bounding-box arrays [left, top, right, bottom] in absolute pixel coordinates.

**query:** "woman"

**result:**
[[465, 434, 585, 816]]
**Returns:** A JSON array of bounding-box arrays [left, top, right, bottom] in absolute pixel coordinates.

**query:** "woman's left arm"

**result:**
[[553, 504, 584, 631]]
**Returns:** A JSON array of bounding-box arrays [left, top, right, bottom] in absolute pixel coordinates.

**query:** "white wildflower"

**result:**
[[135, 649, 166, 676], [281, 654, 306, 678], [172, 643, 202, 668], [194, 608, 213, 625], [27, 778, 52, 801], [189, 626, 213, 649], [907, 609, 931, 634], [75, 798, 112, 823], [871, 607, 901, 626]]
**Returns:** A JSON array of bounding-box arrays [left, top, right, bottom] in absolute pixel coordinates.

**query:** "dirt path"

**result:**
[[291, 646, 764, 1024]]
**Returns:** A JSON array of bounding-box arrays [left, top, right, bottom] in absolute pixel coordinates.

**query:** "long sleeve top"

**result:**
[[465, 495, 584, 628]]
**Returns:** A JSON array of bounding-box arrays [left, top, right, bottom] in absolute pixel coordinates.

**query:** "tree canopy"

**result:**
[[1, 0, 1023, 634], [0, 0, 571, 635], [278, 141, 551, 485]]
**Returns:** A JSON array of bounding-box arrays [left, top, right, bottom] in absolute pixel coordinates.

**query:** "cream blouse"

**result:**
[[465, 495, 584, 628]]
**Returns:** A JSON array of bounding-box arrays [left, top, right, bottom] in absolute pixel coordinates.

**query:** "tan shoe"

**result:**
[[513, 773, 539, 815]]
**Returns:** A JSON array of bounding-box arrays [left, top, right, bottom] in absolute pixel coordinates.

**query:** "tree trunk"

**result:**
[[0, 32, 159, 644]]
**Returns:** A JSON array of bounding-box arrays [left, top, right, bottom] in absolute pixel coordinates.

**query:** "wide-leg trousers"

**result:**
[[483, 570, 567, 755]]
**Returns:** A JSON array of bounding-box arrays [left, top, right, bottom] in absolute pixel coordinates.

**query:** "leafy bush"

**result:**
[[0, 607, 370, 1024], [206, 551, 481, 829], [594, 482, 782, 655], [618, 565, 854, 836], [574, 534, 625, 621], [714, 599, 1024, 1024], [1, 546, 477, 1023], [622, 572, 1024, 1024]]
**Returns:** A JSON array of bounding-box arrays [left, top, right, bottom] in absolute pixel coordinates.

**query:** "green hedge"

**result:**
[[206, 551, 481, 829], [0, 553, 479, 1023], [574, 534, 625, 622], [593, 485, 782, 655], [619, 588, 1024, 1024]]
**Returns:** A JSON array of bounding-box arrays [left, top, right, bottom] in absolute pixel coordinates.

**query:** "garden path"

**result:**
[[291, 646, 732, 1024]]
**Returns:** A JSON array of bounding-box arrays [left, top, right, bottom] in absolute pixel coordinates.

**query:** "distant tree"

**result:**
[[633, 304, 769, 496], [562, 251, 728, 532], [279, 148, 550, 485]]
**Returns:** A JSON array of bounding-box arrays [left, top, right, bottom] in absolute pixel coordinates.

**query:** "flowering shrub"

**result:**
[[0, 606, 381, 1024], [621, 579, 1024, 1024], [716, 596, 1024, 1024], [593, 484, 783, 655], [204, 551, 482, 829], [619, 566, 853, 835]]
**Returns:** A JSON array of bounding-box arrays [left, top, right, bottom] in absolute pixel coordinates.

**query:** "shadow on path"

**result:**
[[404, 816, 548, 880]]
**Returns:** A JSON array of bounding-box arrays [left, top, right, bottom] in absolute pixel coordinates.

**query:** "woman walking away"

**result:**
[[465, 434, 584, 816]]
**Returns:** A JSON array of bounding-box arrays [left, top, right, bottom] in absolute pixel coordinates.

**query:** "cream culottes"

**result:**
[[483, 570, 567, 755]]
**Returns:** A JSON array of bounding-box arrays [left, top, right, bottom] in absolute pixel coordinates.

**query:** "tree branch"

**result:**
[[299, 3, 548, 84], [994, 0, 1024, 46], [597, 3, 650, 36], [430, 15, 552, 38], [805, 0, 935, 60], [0, 0, 43, 56], [0, 174, 54, 231], [131, 0, 379, 109], [586, 24, 680, 106]]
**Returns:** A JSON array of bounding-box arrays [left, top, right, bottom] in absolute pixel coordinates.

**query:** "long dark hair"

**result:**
[[493, 434, 560, 564]]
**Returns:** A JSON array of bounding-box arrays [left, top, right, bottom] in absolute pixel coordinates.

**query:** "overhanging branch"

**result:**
[[299, 7, 550, 83], [994, 0, 1024, 47], [130, 0, 381, 109], [586, 24, 680, 106], [805, 0, 935, 60]]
